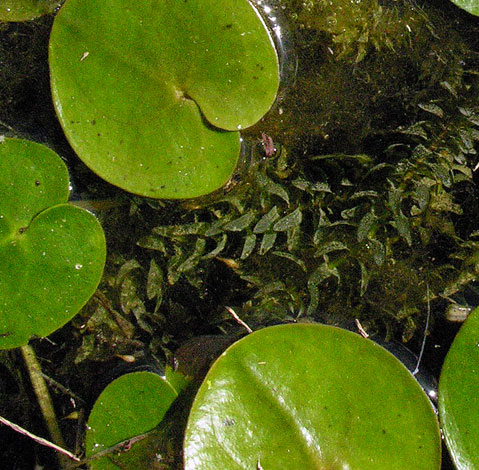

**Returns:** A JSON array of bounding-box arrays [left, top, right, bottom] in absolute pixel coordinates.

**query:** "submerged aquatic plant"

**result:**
[[1, 0, 479, 466], [65, 0, 479, 362], [125, 77, 479, 341]]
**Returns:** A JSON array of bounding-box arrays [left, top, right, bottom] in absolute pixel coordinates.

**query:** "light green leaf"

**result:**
[[0, 139, 106, 350], [439, 307, 479, 469], [86, 371, 177, 469], [184, 324, 440, 470], [0, 0, 61, 21], [448, 0, 479, 16], [49, 0, 279, 198]]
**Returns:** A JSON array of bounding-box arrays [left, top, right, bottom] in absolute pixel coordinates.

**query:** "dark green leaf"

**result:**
[[203, 234, 228, 259], [273, 208, 302, 232], [357, 211, 377, 242], [259, 232, 277, 255], [272, 251, 307, 272], [315, 241, 349, 258], [241, 233, 257, 260], [224, 210, 256, 231], [146, 259, 163, 301], [253, 206, 280, 234], [152, 222, 209, 238], [256, 173, 289, 204], [418, 103, 444, 118]]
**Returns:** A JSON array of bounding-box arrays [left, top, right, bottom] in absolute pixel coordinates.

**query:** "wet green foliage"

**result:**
[[122, 89, 479, 342], [1, 1, 479, 466], [73, 0, 479, 354], [263, 0, 475, 155]]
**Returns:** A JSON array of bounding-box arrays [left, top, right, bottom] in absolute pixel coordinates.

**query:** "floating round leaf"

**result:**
[[85, 371, 178, 470], [49, 0, 279, 198], [184, 324, 441, 469], [439, 307, 479, 469], [0, 138, 106, 350], [0, 0, 61, 21]]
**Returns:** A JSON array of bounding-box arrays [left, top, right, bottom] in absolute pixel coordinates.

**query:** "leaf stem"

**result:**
[[20, 344, 71, 469]]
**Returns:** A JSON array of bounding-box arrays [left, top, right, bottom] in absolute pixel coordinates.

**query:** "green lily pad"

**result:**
[[49, 0, 279, 199], [448, 0, 479, 16], [184, 324, 441, 469], [0, 138, 106, 350], [85, 371, 178, 470], [0, 0, 61, 22], [439, 307, 479, 469]]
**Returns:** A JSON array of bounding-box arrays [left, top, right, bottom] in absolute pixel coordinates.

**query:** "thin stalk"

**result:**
[[20, 344, 70, 469], [0, 415, 79, 462]]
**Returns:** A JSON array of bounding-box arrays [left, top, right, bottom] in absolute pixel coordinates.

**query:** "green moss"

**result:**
[[47, 0, 479, 355], [252, 0, 470, 155], [0, 0, 478, 392]]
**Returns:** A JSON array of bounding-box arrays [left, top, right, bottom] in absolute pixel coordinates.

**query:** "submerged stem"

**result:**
[[20, 344, 70, 469]]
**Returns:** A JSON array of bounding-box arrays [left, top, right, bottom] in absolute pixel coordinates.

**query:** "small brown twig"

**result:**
[[225, 306, 253, 334], [355, 319, 369, 338], [70, 431, 153, 467], [0, 415, 80, 462]]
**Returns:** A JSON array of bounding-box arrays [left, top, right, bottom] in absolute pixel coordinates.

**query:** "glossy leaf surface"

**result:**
[[0, 138, 105, 349], [85, 371, 178, 470], [49, 0, 279, 198], [184, 324, 441, 469], [439, 307, 479, 469]]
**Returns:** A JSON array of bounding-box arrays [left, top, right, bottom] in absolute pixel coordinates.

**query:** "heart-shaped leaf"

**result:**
[[85, 371, 178, 470], [0, 0, 61, 21], [49, 0, 279, 198], [184, 324, 441, 469], [439, 307, 479, 469], [0, 138, 106, 349]]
